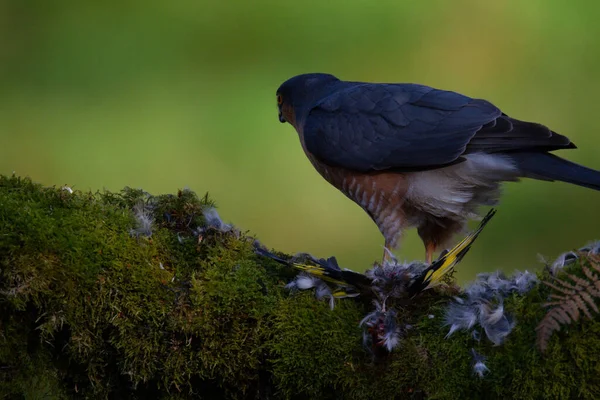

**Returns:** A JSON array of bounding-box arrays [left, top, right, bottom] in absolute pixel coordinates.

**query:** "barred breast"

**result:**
[[294, 122, 409, 249], [309, 157, 409, 249]]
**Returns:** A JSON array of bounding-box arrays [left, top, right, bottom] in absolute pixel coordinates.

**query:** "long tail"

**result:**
[[410, 208, 496, 295], [509, 152, 600, 191]]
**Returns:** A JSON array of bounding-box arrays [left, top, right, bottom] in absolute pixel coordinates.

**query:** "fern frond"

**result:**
[[582, 265, 600, 280], [582, 266, 600, 297], [536, 311, 562, 353], [588, 254, 600, 265], [565, 272, 593, 289], [572, 295, 594, 319], [580, 291, 599, 314], [536, 257, 600, 352], [543, 300, 580, 320], [543, 279, 576, 295]]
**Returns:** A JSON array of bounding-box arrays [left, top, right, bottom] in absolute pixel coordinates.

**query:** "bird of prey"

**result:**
[[276, 73, 600, 263]]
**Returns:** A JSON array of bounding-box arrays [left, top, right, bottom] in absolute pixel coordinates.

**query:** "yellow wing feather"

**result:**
[[424, 208, 496, 288], [290, 263, 349, 287]]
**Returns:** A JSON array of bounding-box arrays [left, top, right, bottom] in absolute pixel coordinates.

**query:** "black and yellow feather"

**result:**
[[255, 208, 496, 299], [408, 208, 496, 295]]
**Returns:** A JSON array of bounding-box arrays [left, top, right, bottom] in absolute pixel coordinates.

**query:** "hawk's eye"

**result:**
[[277, 94, 283, 105]]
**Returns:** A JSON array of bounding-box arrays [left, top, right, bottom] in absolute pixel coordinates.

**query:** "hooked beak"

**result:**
[[278, 112, 285, 123]]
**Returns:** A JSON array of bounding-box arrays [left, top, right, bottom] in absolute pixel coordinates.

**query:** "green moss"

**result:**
[[268, 292, 365, 399], [1, 174, 600, 399]]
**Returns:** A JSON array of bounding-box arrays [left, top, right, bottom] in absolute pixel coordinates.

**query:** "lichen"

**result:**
[[1, 174, 600, 399]]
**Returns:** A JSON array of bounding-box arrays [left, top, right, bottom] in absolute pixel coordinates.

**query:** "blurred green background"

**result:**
[[2, 0, 600, 283]]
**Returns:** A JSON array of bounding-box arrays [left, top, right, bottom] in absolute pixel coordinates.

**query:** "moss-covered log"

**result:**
[[1, 175, 599, 399]]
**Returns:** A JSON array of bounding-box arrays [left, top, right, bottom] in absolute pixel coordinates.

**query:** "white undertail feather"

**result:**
[[405, 153, 519, 221]]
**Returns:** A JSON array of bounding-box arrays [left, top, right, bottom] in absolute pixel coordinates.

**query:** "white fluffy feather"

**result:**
[[406, 153, 519, 220]]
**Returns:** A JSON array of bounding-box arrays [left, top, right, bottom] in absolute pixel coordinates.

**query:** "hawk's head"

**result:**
[[276, 73, 340, 126]]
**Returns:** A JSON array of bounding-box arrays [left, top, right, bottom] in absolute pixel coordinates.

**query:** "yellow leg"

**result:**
[[425, 242, 436, 264]]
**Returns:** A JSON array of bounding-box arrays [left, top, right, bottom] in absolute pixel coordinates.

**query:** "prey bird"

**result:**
[[255, 208, 497, 299], [276, 73, 600, 263]]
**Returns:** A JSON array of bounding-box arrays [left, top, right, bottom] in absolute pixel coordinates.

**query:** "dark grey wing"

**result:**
[[302, 83, 574, 172], [465, 114, 574, 154]]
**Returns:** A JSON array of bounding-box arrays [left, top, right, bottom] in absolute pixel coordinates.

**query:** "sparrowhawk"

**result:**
[[276, 73, 600, 263]]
